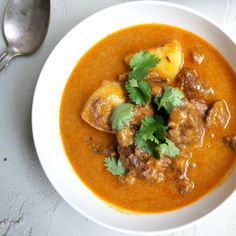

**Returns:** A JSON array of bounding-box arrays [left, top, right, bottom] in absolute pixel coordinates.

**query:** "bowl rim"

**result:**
[[32, 1, 236, 235]]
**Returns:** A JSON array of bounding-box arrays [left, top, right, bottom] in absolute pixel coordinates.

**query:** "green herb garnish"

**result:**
[[135, 132, 159, 156], [158, 138, 180, 157], [134, 115, 179, 158], [129, 50, 161, 81], [110, 103, 134, 130], [137, 115, 167, 142], [125, 79, 152, 105], [104, 157, 126, 176], [154, 86, 184, 113], [125, 50, 160, 105]]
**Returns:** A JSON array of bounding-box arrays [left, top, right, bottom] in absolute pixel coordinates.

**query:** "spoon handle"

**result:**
[[0, 50, 14, 72]]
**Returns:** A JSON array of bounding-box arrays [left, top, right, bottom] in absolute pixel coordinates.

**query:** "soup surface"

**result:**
[[60, 24, 236, 213]]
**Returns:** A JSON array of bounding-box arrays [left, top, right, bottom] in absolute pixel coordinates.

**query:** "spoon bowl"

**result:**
[[0, 0, 50, 71]]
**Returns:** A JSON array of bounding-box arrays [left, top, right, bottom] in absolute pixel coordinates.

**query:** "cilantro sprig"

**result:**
[[136, 116, 167, 142], [129, 50, 160, 81], [134, 115, 180, 158], [154, 86, 184, 113], [125, 50, 160, 105], [135, 133, 159, 156], [125, 79, 152, 105], [104, 157, 126, 176], [158, 138, 180, 157], [110, 103, 134, 130]]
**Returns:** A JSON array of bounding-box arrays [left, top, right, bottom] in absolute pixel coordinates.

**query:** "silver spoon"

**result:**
[[0, 0, 50, 71]]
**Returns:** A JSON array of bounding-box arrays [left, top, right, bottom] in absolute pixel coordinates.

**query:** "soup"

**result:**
[[60, 24, 236, 213]]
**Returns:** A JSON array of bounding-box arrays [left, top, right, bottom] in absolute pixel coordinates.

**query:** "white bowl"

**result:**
[[32, 1, 236, 235]]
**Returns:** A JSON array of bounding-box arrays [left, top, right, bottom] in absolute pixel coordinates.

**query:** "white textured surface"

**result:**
[[0, 0, 236, 235]]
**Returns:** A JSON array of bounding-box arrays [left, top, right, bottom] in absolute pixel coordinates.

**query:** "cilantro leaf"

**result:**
[[139, 115, 167, 141], [125, 79, 152, 105], [130, 50, 161, 79], [128, 51, 160, 82], [104, 157, 126, 176], [125, 50, 160, 105], [110, 103, 134, 130], [128, 79, 139, 87], [134, 132, 159, 156], [158, 138, 180, 157], [155, 86, 184, 113], [155, 126, 168, 140], [134, 115, 168, 157], [136, 126, 159, 143], [153, 93, 162, 107], [141, 115, 165, 127]]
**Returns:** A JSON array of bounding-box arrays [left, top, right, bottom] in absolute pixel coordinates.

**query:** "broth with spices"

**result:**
[[60, 24, 236, 213]]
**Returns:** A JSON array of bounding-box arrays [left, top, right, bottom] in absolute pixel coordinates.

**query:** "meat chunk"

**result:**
[[118, 144, 170, 183], [130, 104, 154, 125], [172, 155, 195, 194], [176, 68, 213, 99], [168, 100, 205, 149], [117, 128, 134, 147], [118, 145, 134, 161], [191, 50, 204, 65], [146, 71, 170, 96], [134, 147, 150, 160], [121, 169, 137, 185], [177, 177, 195, 194], [190, 99, 209, 118], [142, 158, 170, 183], [127, 153, 147, 173], [223, 135, 236, 151], [90, 98, 112, 131], [145, 71, 169, 86], [206, 100, 230, 129]]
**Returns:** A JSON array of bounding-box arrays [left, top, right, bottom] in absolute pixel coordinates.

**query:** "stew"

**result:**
[[60, 24, 236, 213]]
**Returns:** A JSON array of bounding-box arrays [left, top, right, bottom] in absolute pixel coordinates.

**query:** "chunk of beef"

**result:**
[[145, 71, 170, 96], [134, 147, 150, 160], [117, 145, 135, 166], [125, 148, 151, 173], [223, 135, 236, 151], [119, 144, 171, 183], [191, 50, 204, 65], [127, 154, 147, 172], [141, 157, 170, 182], [168, 100, 205, 149], [176, 68, 213, 99], [206, 100, 230, 128], [117, 128, 134, 147], [130, 104, 154, 126], [145, 71, 169, 86], [142, 161, 165, 183], [134, 148, 171, 182], [177, 177, 195, 194], [172, 154, 195, 194], [91, 98, 112, 131], [190, 98, 209, 118], [121, 169, 137, 185]]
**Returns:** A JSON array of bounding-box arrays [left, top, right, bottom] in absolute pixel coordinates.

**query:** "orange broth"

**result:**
[[60, 24, 236, 213]]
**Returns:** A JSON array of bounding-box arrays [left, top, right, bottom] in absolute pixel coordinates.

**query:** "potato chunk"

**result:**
[[81, 81, 126, 133], [125, 40, 184, 82]]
